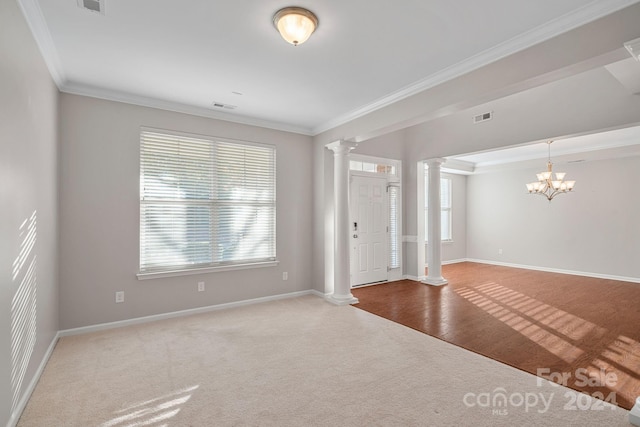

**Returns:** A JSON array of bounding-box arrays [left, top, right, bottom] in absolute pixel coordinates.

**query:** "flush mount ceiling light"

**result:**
[[273, 7, 318, 46], [526, 141, 576, 201]]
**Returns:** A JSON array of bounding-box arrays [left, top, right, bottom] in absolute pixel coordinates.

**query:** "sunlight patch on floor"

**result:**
[[454, 282, 607, 363], [101, 385, 199, 427], [591, 335, 640, 398]]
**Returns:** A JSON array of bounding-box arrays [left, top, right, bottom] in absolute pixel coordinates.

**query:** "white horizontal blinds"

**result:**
[[140, 131, 214, 271], [388, 185, 399, 269], [140, 130, 276, 273], [212, 142, 276, 263]]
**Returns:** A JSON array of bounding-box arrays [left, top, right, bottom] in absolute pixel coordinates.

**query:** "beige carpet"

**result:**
[[19, 295, 631, 426]]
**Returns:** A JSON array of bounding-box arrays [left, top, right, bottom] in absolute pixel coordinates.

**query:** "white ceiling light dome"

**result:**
[[273, 7, 319, 46]]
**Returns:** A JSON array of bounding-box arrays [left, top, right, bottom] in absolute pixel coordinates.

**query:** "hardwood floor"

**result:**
[[352, 262, 640, 410]]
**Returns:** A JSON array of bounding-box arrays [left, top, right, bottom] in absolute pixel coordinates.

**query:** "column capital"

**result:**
[[425, 157, 446, 167], [326, 140, 358, 154]]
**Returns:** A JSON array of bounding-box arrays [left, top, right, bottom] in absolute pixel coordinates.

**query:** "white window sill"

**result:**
[[137, 260, 279, 280], [425, 240, 454, 245]]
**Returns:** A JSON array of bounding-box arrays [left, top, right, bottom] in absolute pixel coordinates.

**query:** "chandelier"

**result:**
[[526, 141, 575, 201]]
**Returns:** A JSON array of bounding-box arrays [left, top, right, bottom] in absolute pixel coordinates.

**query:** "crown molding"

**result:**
[[311, 0, 640, 136], [18, 0, 314, 136], [61, 82, 314, 136], [460, 139, 640, 175], [441, 159, 475, 175], [17, 0, 66, 87], [19, 0, 640, 137]]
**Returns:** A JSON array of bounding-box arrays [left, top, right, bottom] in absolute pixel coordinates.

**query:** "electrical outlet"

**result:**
[[198, 281, 205, 292], [282, 272, 288, 281], [115, 291, 124, 303], [498, 249, 503, 255]]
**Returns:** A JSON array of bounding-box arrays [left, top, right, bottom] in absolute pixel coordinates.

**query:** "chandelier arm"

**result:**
[[549, 189, 567, 201]]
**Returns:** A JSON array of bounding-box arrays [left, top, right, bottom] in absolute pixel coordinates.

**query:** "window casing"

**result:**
[[424, 175, 452, 242], [139, 129, 276, 275]]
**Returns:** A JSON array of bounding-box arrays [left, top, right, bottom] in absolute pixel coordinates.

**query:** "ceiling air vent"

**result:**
[[212, 102, 237, 110], [77, 0, 104, 14], [473, 111, 493, 124]]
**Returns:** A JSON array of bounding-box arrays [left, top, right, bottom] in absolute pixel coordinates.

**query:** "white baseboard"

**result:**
[[59, 289, 316, 337], [420, 258, 640, 284], [425, 258, 467, 268], [309, 289, 328, 298], [465, 258, 640, 284], [443, 258, 467, 266], [403, 275, 426, 281], [7, 332, 60, 427]]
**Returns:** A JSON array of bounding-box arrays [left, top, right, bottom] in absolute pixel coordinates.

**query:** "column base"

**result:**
[[422, 277, 448, 286], [326, 294, 359, 306], [630, 397, 640, 426]]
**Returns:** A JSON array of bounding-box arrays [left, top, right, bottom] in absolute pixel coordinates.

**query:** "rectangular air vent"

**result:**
[[212, 102, 237, 110], [77, 0, 104, 14], [473, 111, 493, 124]]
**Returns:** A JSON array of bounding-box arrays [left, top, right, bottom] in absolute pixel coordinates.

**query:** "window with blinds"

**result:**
[[424, 175, 452, 242], [388, 185, 400, 269], [139, 129, 276, 274]]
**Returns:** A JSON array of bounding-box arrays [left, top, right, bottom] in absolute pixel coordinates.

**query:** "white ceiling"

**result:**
[[20, 0, 640, 135]]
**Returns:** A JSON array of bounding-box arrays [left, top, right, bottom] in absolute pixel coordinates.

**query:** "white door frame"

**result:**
[[350, 174, 388, 286], [348, 154, 402, 286]]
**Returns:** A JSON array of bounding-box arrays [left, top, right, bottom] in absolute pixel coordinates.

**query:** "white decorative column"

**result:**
[[423, 158, 448, 286], [325, 140, 359, 305]]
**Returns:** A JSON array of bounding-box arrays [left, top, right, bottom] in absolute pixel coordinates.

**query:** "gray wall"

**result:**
[[467, 155, 640, 279], [58, 94, 313, 330], [0, 1, 60, 425]]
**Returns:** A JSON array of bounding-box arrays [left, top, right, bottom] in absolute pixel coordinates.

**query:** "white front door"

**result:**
[[350, 175, 388, 286]]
